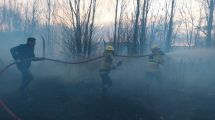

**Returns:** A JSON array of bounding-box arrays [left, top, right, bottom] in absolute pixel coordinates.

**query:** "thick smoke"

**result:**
[[1, 33, 215, 120]]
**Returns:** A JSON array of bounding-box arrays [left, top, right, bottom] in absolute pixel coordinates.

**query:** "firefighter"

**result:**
[[10, 37, 43, 91], [99, 45, 122, 97], [146, 45, 165, 83]]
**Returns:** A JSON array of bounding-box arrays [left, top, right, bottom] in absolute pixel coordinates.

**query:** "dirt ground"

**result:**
[[0, 57, 215, 120]]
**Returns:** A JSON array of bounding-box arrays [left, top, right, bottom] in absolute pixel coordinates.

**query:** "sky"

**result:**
[[0, 0, 203, 25], [96, 0, 201, 24]]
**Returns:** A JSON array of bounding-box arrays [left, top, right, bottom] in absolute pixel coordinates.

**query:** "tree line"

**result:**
[[0, 0, 214, 57]]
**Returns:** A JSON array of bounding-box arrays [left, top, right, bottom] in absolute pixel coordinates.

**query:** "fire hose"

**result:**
[[0, 56, 105, 76], [0, 54, 150, 119], [0, 100, 21, 120], [0, 54, 151, 76]]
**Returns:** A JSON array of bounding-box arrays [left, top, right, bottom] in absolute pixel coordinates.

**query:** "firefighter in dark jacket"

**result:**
[[99, 45, 122, 96], [10, 37, 42, 90]]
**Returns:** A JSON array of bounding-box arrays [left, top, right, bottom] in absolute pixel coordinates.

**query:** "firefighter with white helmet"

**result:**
[[99, 45, 122, 97], [146, 44, 165, 81]]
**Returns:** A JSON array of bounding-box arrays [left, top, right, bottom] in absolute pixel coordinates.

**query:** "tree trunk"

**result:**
[[206, 0, 214, 48], [140, 0, 150, 54], [132, 0, 140, 54], [83, 0, 93, 56], [113, 0, 119, 51], [73, 0, 82, 56], [88, 0, 96, 57], [165, 0, 175, 52]]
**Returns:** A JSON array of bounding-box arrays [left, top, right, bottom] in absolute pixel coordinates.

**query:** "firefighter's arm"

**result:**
[[31, 49, 44, 61], [32, 52, 44, 61], [112, 61, 123, 70]]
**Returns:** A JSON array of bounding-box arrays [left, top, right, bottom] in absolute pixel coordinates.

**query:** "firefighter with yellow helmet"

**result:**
[[146, 45, 165, 81], [99, 45, 122, 96]]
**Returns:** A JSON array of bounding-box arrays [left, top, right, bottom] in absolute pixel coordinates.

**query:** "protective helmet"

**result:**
[[105, 45, 114, 51], [151, 44, 160, 51]]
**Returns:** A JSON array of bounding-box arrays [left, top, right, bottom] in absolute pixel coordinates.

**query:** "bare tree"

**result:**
[[88, 0, 97, 56], [69, 0, 82, 56], [83, 0, 93, 56], [21, 0, 40, 35], [206, 0, 214, 47], [132, 0, 140, 54], [148, 8, 160, 49], [117, 0, 126, 53], [30, 0, 39, 35], [140, 0, 150, 53], [113, 0, 119, 51], [194, 4, 204, 47], [179, 4, 195, 48], [165, 0, 175, 52], [46, 0, 53, 48], [0, 0, 23, 32], [64, 0, 98, 57]]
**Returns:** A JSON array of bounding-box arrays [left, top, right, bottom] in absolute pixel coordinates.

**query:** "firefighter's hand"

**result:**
[[117, 61, 122, 66]]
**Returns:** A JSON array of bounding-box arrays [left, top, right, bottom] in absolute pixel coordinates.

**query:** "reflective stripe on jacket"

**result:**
[[100, 54, 113, 71], [146, 61, 160, 72], [147, 51, 164, 72]]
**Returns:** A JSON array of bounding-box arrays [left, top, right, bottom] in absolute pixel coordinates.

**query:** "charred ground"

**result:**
[[0, 50, 215, 120]]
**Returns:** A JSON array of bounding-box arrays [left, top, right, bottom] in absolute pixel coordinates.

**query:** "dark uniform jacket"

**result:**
[[10, 44, 35, 70]]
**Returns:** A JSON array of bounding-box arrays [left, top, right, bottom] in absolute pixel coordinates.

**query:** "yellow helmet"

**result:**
[[151, 44, 160, 50], [105, 45, 114, 51]]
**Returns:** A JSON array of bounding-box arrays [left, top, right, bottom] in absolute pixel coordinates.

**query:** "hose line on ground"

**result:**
[[0, 54, 151, 120], [114, 54, 150, 58], [0, 100, 21, 120]]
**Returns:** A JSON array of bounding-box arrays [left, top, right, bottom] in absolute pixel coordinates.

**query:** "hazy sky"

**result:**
[[96, 0, 201, 24], [0, 0, 203, 25]]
